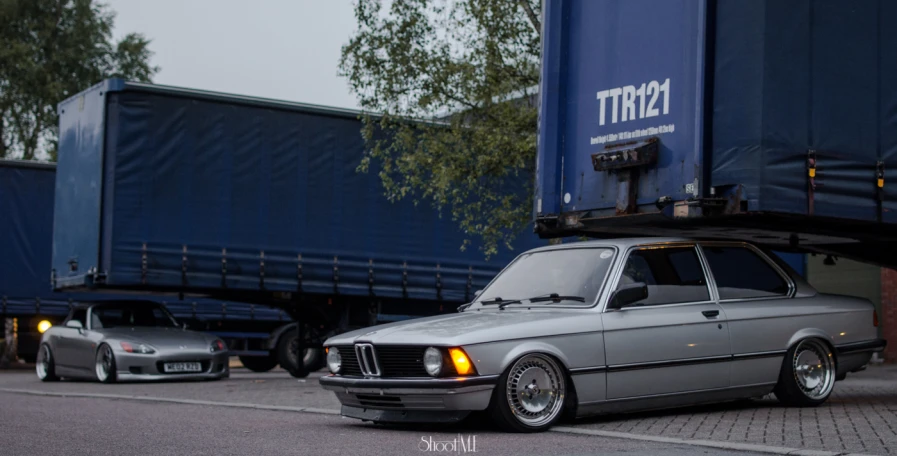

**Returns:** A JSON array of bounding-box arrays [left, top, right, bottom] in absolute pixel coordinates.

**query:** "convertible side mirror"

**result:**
[[607, 282, 648, 310]]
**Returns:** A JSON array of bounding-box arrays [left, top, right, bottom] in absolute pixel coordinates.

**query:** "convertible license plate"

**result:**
[[163, 362, 202, 373]]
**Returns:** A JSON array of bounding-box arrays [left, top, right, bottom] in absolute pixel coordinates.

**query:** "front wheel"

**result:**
[[489, 353, 567, 433], [95, 344, 117, 383], [774, 338, 836, 406], [36, 344, 59, 382]]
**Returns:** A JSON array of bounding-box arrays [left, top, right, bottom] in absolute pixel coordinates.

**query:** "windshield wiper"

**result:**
[[528, 293, 586, 304], [479, 297, 523, 309]]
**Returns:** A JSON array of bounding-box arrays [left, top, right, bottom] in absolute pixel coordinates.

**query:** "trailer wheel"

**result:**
[[277, 328, 325, 378], [238, 355, 278, 373]]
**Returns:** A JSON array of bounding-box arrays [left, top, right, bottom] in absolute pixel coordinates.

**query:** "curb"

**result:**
[[0, 387, 878, 456]]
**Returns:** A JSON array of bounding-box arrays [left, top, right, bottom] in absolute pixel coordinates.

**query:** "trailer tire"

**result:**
[[238, 355, 278, 373], [277, 329, 325, 378]]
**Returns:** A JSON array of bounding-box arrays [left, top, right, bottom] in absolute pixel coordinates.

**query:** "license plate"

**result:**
[[163, 362, 202, 373]]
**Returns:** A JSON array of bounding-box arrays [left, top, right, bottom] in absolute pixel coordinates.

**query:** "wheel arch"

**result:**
[[786, 329, 838, 367]]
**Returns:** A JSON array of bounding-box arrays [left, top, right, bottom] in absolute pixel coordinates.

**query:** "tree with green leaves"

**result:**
[[339, 0, 542, 259], [0, 0, 158, 161]]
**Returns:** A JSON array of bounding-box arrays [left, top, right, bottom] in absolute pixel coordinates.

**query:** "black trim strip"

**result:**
[[319, 374, 498, 389], [607, 355, 732, 373], [835, 339, 887, 355], [732, 350, 787, 361], [569, 366, 607, 375]]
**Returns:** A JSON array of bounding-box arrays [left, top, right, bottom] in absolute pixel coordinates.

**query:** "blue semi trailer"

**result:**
[[1, 159, 310, 372], [535, 0, 896, 267], [48, 80, 547, 376]]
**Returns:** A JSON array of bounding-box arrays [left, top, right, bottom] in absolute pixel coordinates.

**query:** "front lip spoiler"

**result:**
[[835, 339, 887, 355], [319, 374, 499, 389]]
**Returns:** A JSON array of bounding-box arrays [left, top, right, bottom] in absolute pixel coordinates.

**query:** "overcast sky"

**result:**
[[105, 0, 361, 110]]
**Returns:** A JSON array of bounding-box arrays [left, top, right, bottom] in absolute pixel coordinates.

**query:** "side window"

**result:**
[[702, 246, 790, 300], [616, 246, 710, 306], [69, 309, 87, 326]]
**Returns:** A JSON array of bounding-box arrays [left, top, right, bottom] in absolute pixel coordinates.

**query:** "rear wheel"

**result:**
[[277, 327, 325, 378], [489, 353, 567, 433], [238, 355, 278, 373], [774, 338, 836, 406], [95, 344, 117, 383], [36, 344, 59, 382]]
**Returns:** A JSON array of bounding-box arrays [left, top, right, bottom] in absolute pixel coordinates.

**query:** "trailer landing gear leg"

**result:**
[[290, 320, 309, 378]]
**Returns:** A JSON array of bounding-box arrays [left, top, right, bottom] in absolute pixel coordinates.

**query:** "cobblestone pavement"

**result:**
[[2, 364, 895, 455]]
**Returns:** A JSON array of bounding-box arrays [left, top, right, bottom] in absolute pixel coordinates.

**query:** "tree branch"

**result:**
[[517, 0, 541, 37]]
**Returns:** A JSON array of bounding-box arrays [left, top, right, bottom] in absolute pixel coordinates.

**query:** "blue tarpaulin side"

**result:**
[[53, 83, 547, 301], [0, 160, 290, 322], [712, 0, 896, 222]]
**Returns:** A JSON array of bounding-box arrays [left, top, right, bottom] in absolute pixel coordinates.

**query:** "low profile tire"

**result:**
[[95, 344, 117, 384], [489, 353, 567, 433], [277, 329, 325, 378], [36, 344, 59, 382], [774, 338, 836, 407], [238, 355, 278, 373]]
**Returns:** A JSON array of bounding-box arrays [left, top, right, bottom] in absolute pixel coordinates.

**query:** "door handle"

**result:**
[[702, 310, 719, 318]]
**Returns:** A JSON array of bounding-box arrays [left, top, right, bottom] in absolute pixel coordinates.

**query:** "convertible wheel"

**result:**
[[95, 344, 117, 384], [36, 344, 59, 382], [774, 338, 836, 406], [489, 353, 567, 433]]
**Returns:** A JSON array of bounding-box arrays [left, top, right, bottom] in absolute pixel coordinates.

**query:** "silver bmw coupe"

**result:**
[[320, 238, 886, 432], [36, 300, 230, 382]]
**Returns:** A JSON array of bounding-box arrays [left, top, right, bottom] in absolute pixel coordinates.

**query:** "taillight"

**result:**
[[874, 310, 879, 327]]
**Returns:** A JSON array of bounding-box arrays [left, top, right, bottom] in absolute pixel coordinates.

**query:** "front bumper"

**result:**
[[319, 375, 498, 421], [113, 350, 230, 382]]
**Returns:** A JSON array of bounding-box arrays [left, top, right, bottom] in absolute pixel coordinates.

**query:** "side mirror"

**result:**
[[607, 282, 648, 310], [65, 320, 83, 330], [181, 322, 189, 330], [473, 289, 484, 298]]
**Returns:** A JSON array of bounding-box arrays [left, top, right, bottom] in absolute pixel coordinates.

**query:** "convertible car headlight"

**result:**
[[424, 347, 443, 377], [326, 347, 341, 374], [120, 341, 155, 354]]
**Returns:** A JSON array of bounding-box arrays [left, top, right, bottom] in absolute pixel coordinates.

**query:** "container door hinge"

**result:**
[[368, 259, 375, 296], [259, 251, 266, 290], [220, 248, 227, 288], [876, 161, 885, 222], [807, 150, 818, 215], [332, 256, 340, 294], [296, 254, 303, 293]]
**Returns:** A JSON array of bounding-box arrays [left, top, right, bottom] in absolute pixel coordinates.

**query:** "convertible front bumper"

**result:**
[[319, 375, 498, 422]]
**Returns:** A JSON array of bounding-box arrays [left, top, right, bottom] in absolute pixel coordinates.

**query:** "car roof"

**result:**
[[520, 237, 758, 254]]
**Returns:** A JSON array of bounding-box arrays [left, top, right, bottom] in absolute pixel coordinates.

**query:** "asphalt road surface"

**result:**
[[0, 391, 763, 456]]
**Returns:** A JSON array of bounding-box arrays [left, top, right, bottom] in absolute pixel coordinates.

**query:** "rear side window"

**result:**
[[616, 246, 710, 306], [702, 246, 790, 300]]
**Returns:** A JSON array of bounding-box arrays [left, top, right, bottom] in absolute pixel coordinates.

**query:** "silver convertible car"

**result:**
[[320, 238, 886, 432], [36, 300, 230, 382]]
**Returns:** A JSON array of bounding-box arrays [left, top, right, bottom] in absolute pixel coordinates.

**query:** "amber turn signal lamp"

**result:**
[[449, 348, 477, 375]]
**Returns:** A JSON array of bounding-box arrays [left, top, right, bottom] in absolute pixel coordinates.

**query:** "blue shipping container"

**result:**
[[536, 0, 897, 267], [51, 80, 546, 302]]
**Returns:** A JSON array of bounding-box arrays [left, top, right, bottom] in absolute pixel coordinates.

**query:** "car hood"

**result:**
[[325, 308, 600, 347], [100, 327, 214, 350]]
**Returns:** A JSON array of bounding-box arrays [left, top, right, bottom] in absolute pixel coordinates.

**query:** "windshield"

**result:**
[[475, 247, 615, 308], [90, 303, 179, 329]]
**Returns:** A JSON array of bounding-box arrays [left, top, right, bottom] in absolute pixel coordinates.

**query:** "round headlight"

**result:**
[[423, 347, 443, 377], [326, 347, 341, 374]]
